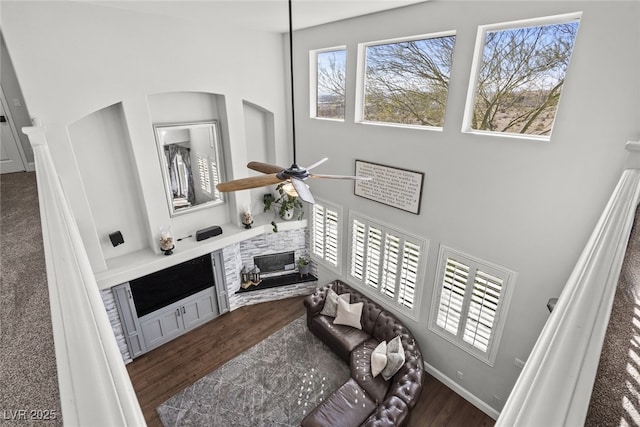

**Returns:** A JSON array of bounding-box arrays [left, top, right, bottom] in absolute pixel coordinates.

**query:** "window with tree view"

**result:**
[[360, 32, 456, 128], [315, 49, 346, 120], [466, 14, 580, 137]]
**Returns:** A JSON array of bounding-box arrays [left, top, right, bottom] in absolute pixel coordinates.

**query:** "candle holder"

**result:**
[[159, 227, 174, 256]]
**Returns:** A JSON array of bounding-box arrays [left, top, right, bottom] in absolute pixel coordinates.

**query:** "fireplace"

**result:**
[[237, 251, 316, 293]]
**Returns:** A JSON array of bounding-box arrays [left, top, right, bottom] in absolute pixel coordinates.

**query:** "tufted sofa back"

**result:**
[[329, 281, 426, 414]]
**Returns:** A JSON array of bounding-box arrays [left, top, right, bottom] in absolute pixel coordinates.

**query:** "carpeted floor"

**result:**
[[586, 207, 640, 426], [156, 315, 351, 427], [0, 171, 62, 425]]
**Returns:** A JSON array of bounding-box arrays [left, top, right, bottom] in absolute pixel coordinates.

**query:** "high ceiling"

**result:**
[[86, 0, 430, 32]]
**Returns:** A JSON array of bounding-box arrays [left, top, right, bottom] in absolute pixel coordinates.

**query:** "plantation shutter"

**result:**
[[350, 219, 366, 281], [325, 208, 339, 267], [463, 269, 503, 352], [436, 257, 469, 336], [197, 155, 211, 194], [365, 226, 383, 289], [311, 204, 325, 259], [398, 240, 420, 309], [381, 234, 401, 299]]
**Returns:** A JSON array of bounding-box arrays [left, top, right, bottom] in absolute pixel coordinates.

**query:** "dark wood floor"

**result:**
[[127, 296, 495, 427]]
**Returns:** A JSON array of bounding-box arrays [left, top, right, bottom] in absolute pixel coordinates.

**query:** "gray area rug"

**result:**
[[0, 172, 62, 425], [157, 315, 351, 426]]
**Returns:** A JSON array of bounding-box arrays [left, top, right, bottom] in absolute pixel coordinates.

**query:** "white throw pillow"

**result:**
[[333, 298, 363, 330], [371, 341, 388, 378], [320, 289, 350, 317], [381, 336, 405, 381]]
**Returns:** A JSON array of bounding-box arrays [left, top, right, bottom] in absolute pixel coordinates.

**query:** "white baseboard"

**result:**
[[26, 162, 35, 172], [423, 359, 500, 420]]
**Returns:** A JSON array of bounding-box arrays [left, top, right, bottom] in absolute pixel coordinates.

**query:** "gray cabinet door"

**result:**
[[182, 291, 217, 330], [113, 282, 146, 358], [140, 306, 183, 350]]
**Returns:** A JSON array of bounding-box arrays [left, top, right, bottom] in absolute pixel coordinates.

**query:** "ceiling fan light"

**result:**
[[282, 181, 307, 197]]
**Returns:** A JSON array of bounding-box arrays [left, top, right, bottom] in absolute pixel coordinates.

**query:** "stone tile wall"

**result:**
[[100, 288, 133, 363]]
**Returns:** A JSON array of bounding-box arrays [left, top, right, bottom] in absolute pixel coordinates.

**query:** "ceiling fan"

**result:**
[[215, 0, 370, 205]]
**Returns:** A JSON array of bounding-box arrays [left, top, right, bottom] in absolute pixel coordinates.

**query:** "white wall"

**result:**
[[0, 1, 290, 271], [294, 0, 640, 414]]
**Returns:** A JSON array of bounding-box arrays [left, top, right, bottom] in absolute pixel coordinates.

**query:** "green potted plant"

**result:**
[[297, 255, 311, 277], [263, 183, 304, 221]]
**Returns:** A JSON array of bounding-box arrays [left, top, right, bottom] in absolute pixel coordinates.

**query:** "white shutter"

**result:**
[[311, 204, 325, 259], [350, 219, 366, 281], [398, 240, 420, 309], [197, 155, 211, 194], [365, 226, 383, 289], [381, 233, 400, 299], [436, 257, 469, 336], [463, 269, 503, 352], [211, 159, 221, 199], [325, 208, 339, 267]]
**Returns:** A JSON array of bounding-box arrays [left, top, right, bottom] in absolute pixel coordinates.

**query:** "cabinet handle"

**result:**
[[126, 289, 132, 299], [176, 309, 180, 318], [182, 306, 186, 314]]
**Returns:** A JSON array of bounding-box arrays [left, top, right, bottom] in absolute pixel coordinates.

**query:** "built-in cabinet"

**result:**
[[113, 250, 229, 358], [139, 287, 218, 351]]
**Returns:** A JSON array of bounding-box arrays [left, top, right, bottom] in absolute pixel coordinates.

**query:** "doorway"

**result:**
[[0, 90, 27, 174]]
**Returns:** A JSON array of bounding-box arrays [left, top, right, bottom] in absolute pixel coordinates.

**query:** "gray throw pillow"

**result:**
[[320, 288, 350, 317], [381, 335, 405, 381]]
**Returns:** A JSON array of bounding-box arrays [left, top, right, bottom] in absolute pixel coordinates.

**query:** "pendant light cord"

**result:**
[[288, 0, 297, 165]]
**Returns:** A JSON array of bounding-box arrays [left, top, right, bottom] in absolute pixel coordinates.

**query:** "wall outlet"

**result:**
[[514, 357, 526, 369], [456, 370, 463, 380]]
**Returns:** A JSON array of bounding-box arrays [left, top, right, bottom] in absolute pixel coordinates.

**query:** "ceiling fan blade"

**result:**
[[310, 174, 372, 181], [304, 157, 328, 171], [247, 161, 285, 174], [217, 173, 284, 192], [291, 178, 315, 204]]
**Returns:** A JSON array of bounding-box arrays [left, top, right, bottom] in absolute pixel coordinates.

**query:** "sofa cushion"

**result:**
[[320, 288, 350, 317], [351, 339, 391, 404], [334, 298, 363, 329], [309, 314, 371, 362], [300, 378, 377, 427]]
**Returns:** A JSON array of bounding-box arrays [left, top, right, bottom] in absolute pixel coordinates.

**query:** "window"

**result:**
[[463, 13, 581, 139], [349, 212, 426, 316], [310, 199, 342, 272], [429, 246, 516, 365], [357, 32, 456, 129], [311, 47, 346, 120]]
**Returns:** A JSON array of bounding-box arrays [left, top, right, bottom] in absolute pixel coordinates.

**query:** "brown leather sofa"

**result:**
[[301, 280, 425, 427]]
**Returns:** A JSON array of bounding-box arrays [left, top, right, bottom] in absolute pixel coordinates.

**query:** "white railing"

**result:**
[[25, 126, 146, 426], [497, 141, 640, 426]]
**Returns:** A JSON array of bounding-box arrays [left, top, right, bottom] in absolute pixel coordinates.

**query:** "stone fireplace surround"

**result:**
[[100, 224, 318, 363]]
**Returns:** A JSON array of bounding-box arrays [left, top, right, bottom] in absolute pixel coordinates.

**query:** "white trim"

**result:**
[[461, 11, 582, 140], [309, 46, 346, 120], [428, 244, 517, 367], [423, 359, 500, 420], [355, 30, 456, 128]]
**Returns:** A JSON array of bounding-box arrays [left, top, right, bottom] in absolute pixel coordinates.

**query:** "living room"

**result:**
[[1, 0, 639, 425]]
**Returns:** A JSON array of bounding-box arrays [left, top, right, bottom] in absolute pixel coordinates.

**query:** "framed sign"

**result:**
[[354, 160, 424, 214]]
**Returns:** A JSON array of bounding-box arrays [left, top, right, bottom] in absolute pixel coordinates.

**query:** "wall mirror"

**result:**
[[154, 120, 225, 216]]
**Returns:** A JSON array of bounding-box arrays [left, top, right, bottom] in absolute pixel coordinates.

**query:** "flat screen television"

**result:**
[[129, 253, 214, 317]]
